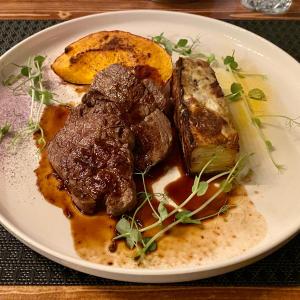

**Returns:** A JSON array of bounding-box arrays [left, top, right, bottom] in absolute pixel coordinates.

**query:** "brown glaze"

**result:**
[[35, 105, 116, 258], [165, 177, 227, 219], [35, 105, 238, 260], [134, 65, 163, 85]]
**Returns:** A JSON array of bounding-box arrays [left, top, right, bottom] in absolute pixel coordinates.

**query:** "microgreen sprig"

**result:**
[[152, 33, 216, 64], [134, 167, 161, 222], [135, 155, 250, 259], [255, 114, 300, 128], [114, 155, 250, 261], [2, 55, 59, 150], [223, 51, 266, 79], [223, 52, 284, 171]]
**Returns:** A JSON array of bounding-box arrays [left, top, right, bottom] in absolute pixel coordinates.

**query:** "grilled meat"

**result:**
[[48, 64, 172, 215], [48, 101, 136, 216], [83, 64, 173, 169]]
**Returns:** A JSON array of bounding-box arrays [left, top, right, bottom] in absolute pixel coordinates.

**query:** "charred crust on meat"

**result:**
[[48, 64, 172, 216]]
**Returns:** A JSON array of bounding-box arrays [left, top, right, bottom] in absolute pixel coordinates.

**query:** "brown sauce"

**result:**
[[165, 177, 227, 219], [35, 105, 116, 259], [134, 65, 163, 85], [35, 105, 236, 260], [75, 85, 90, 94]]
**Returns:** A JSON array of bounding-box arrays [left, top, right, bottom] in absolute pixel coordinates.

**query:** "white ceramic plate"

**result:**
[[0, 10, 299, 283]]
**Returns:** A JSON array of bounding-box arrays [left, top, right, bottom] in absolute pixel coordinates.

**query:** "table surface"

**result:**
[[0, 0, 299, 20], [0, 1, 299, 299]]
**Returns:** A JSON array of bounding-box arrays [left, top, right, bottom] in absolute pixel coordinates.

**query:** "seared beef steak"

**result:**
[[133, 109, 173, 171], [48, 64, 172, 215], [48, 102, 136, 216], [83, 64, 173, 169]]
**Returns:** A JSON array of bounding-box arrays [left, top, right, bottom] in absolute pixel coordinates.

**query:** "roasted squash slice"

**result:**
[[52, 30, 173, 85]]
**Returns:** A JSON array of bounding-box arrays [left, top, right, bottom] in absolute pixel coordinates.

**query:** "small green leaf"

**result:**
[[196, 181, 209, 196], [29, 88, 40, 101], [152, 33, 164, 43], [175, 210, 190, 220], [158, 202, 168, 221], [231, 82, 243, 94], [130, 229, 142, 243], [125, 237, 135, 249], [192, 175, 200, 193], [226, 82, 244, 101], [0, 123, 11, 142], [21, 66, 30, 77], [220, 180, 233, 193], [175, 210, 201, 224], [176, 38, 188, 48], [223, 52, 239, 70], [126, 229, 142, 249], [184, 48, 192, 55], [230, 61, 238, 70], [207, 53, 216, 64], [2, 74, 22, 86], [29, 89, 54, 105], [224, 56, 234, 65], [34, 55, 46, 68], [143, 237, 157, 253], [227, 94, 239, 101], [248, 88, 266, 101], [252, 117, 262, 128], [116, 218, 131, 235], [164, 40, 173, 55], [265, 140, 275, 152], [41, 90, 54, 105], [33, 74, 42, 85]]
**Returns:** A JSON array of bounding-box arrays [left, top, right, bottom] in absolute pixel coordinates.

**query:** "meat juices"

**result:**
[[48, 64, 172, 216]]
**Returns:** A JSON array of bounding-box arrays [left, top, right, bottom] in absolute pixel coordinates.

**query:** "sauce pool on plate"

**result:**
[[34, 105, 266, 267]]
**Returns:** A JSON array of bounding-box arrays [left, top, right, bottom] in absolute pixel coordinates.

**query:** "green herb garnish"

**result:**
[[256, 115, 300, 129], [114, 155, 250, 261], [175, 210, 201, 224], [226, 82, 244, 101], [252, 117, 263, 128], [152, 33, 194, 56], [3, 55, 60, 150], [223, 51, 266, 78], [224, 51, 239, 71], [223, 51, 283, 171], [152, 33, 215, 64], [248, 88, 266, 101]]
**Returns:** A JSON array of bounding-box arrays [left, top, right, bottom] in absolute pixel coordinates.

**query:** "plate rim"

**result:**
[[0, 9, 299, 279]]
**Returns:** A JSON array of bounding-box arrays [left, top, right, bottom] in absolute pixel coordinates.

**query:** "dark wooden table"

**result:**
[[0, 1, 299, 299], [0, 0, 299, 20]]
